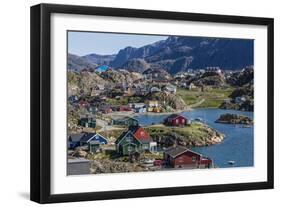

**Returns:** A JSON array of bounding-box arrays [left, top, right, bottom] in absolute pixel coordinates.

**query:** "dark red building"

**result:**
[[118, 105, 132, 112], [164, 114, 189, 126], [164, 145, 212, 168], [99, 106, 113, 114]]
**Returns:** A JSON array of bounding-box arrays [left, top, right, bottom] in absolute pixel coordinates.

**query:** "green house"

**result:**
[[88, 141, 101, 153], [112, 116, 139, 126], [115, 126, 154, 156], [78, 117, 96, 128], [115, 131, 142, 155]]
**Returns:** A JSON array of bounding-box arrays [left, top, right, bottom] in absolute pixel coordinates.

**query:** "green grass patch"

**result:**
[[177, 86, 235, 108], [99, 129, 124, 140], [106, 97, 130, 105], [145, 122, 211, 144]]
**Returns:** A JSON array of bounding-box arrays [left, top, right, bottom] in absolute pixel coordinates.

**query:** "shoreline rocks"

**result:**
[[215, 113, 253, 125]]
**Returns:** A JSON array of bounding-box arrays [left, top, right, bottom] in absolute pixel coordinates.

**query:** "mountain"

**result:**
[[68, 53, 98, 71], [110, 36, 254, 74], [82, 53, 116, 65], [68, 36, 254, 74], [120, 58, 150, 73]]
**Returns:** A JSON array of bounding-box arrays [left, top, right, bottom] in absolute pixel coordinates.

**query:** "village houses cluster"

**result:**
[[67, 66, 229, 174], [68, 113, 213, 173]]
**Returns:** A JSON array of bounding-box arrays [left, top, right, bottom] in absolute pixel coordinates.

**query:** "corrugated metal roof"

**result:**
[[164, 146, 201, 158]]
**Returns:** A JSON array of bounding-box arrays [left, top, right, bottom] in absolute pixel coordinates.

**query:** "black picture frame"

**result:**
[[30, 3, 274, 204]]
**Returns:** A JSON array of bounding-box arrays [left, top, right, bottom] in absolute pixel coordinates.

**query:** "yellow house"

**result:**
[[153, 107, 161, 113], [148, 100, 159, 107], [147, 101, 161, 113], [147, 107, 154, 112]]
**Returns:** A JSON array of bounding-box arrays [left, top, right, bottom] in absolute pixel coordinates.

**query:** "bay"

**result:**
[[134, 108, 254, 168]]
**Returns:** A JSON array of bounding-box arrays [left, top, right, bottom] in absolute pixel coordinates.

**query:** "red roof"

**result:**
[[165, 114, 188, 121], [133, 127, 151, 143]]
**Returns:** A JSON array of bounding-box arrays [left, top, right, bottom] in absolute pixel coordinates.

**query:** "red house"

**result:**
[[164, 145, 212, 168], [164, 114, 189, 126], [99, 106, 113, 114], [118, 105, 132, 112]]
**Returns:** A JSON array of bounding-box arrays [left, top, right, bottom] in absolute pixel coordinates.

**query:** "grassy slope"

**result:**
[[99, 129, 124, 141], [145, 122, 215, 145], [177, 86, 234, 108]]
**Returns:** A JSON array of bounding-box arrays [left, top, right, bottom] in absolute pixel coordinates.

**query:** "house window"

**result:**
[[175, 119, 179, 124], [182, 119, 185, 124], [192, 156, 196, 162], [126, 136, 132, 142], [128, 146, 132, 152]]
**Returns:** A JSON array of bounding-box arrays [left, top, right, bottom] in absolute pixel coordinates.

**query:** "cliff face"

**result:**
[[110, 36, 253, 74]]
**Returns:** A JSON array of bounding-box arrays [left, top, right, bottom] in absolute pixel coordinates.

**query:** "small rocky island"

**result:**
[[146, 122, 225, 147], [215, 113, 253, 125]]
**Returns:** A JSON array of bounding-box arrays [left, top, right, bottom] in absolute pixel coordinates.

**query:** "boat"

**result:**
[[228, 160, 235, 165], [194, 117, 203, 122], [241, 125, 251, 128], [143, 159, 154, 164]]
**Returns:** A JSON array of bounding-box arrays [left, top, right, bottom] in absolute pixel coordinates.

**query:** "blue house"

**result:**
[[68, 95, 79, 104], [95, 65, 110, 73], [79, 133, 108, 153], [68, 133, 86, 149]]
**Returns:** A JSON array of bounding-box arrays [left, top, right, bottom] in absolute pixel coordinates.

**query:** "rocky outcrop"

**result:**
[[146, 92, 189, 110], [219, 83, 253, 111], [100, 69, 142, 84], [142, 68, 172, 81], [215, 113, 253, 125], [68, 69, 144, 98], [227, 66, 253, 86], [192, 74, 226, 86]]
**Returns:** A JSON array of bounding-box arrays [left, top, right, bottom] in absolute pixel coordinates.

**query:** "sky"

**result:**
[[68, 31, 168, 56]]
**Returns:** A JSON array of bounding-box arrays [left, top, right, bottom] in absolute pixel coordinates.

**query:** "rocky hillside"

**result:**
[[146, 92, 188, 110], [100, 69, 142, 84], [120, 58, 150, 73], [227, 66, 253, 86], [82, 53, 116, 66], [219, 83, 253, 111], [68, 71, 107, 96], [190, 71, 226, 86], [142, 68, 172, 81], [219, 67, 254, 111], [68, 69, 143, 96], [68, 53, 98, 71]]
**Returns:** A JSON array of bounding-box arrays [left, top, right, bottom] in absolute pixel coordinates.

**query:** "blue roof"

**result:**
[[80, 133, 108, 144], [96, 65, 110, 72]]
